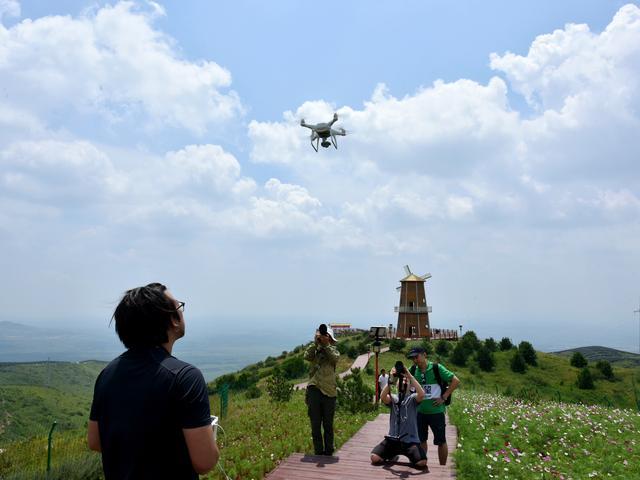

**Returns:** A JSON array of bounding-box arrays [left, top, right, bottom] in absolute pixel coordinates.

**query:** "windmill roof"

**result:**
[[400, 274, 425, 282]]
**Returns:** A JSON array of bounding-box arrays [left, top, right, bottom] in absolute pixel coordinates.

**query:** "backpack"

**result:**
[[410, 363, 451, 406]]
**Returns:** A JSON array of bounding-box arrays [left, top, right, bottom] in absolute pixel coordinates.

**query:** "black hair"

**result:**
[[112, 283, 178, 349]]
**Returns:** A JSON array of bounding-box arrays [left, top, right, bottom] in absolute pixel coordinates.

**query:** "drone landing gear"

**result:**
[[311, 137, 320, 152]]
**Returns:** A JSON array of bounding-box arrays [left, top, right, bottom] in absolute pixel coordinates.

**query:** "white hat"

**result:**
[[325, 325, 337, 342]]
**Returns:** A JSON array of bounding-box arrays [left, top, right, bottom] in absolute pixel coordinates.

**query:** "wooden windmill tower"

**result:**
[[394, 265, 432, 339]]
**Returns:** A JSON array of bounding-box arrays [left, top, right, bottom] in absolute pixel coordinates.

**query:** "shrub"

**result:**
[[264, 356, 277, 367], [266, 367, 293, 402], [577, 367, 595, 389], [245, 384, 262, 399], [347, 346, 359, 359], [595, 360, 614, 380], [337, 368, 375, 413], [484, 337, 498, 352], [499, 337, 513, 351], [570, 352, 588, 368], [518, 341, 537, 366], [336, 342, 348, 354], [450, 342, 468, 366], [420, 338, 434, 354], [460, 331, 481, 352], [435, 339, 451, 356], [389, 338, 407, 352], [357, 340, 370, 354], [510, 351, 527, 373], [477, 346, 495, 372], [281, 356, 306, 380]]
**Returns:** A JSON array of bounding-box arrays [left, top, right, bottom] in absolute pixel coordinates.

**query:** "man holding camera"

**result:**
[[408, 347, 460, 466], [304, 324, 340, 456], [370, 362, 428, 470]]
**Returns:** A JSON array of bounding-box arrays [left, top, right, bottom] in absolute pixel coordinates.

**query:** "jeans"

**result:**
[[306, 385, 336, 455]]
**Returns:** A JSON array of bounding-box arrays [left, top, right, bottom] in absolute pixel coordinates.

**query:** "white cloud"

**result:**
[[0, 1, 242, 134], [0, 0, 19, 20]]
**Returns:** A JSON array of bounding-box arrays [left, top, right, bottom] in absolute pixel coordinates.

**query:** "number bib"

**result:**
[[422, 383, 442, 399]]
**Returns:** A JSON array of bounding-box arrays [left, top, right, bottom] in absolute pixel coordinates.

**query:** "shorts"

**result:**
[[371, 438, 426, 465], [417, 412, 446, 445]]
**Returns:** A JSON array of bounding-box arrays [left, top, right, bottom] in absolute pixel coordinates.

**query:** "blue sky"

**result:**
[[1, 0, 640, 352]]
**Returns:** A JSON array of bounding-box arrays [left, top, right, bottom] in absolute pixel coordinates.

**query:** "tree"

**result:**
[[389, 338, 407, 352], [577, 367, 595, 389], [595, 360, 614, 380], [499, 337, 513, 351], [477, 346, 495, 372], [266, 367, 294, 402], [570, 352, 588, 368], [484, 337, 498, 352], [460, 331, 481, 353], [518, 341, 537, 366], [510, 351, 527, 373], [347, 346, 359, 359], [336, 368, 375, 413], [435, 339, 451, 356], [450, 342, 468, 366]]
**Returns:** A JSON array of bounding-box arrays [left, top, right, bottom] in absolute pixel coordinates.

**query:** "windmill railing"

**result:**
[[394, 306, 432, 313]]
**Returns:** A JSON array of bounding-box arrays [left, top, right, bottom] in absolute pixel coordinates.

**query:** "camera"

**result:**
[[394, 360, 405, 377], [319, 323, 328, 336]]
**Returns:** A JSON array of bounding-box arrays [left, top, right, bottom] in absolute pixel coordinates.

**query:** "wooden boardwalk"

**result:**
[[266, 413, 457, 479]]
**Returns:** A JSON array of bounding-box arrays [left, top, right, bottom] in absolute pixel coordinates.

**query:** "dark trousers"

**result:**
[[306, 385, 336, 455]]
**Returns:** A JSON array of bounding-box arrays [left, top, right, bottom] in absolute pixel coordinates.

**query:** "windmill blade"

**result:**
[[421, 273, 432, 280], [396, 286, 401, 291], [403, 265, 411, 276]]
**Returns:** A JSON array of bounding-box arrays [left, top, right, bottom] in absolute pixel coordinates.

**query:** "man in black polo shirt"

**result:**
[[88, 283, 219, 479]]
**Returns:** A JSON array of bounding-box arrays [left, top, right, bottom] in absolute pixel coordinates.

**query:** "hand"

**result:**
[[432, 396, 446, 406], [318, 334, 330, 346]]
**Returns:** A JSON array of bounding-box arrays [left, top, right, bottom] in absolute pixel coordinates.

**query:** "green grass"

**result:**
[[363, 344, 640, 410], [449, 390, 640, 479], [203, 389, 378, 479]]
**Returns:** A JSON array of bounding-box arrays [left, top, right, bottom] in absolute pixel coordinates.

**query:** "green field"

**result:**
[[1, 336, 639, 479]]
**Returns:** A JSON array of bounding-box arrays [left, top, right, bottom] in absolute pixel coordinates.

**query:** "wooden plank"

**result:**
[[266, 413, 457, 479]]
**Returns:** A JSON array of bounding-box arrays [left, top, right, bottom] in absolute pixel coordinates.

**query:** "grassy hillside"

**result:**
[[553, 346, 640, 368], [0, 361, 106, 444], [363, 342, 640, 410]]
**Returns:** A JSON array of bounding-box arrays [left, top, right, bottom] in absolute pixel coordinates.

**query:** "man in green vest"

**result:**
[[408, 347, 460, 466]]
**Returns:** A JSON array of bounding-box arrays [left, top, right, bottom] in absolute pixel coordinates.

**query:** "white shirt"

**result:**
[[378, 374, 388, 389]]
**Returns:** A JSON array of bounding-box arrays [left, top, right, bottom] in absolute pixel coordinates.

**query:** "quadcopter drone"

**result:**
[[300, 113, 347, 152]]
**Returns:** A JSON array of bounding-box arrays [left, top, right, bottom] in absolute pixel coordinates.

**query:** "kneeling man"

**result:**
[[370, 363, 427, 470]]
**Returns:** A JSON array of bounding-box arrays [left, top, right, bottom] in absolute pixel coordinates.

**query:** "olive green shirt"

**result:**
[[304, 343, 340, 397]]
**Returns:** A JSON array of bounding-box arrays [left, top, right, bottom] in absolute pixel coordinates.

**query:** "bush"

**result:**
[[510, 351, 527, 373], [336, 368, 375, 413], [347, 346, 359, 359], [336, 342, 348, 354], [420, 338, 434, 354], [570, 352, 588, 368], [476, 346, 495, 372], [245, 384, 262, 399], [435, 339, 451, 356], [518, 341, 537, 366], [460, 331, 481, 352], [357, 340, 370, 354], [595, 360, 614, 380], [264, 356, 277, 367], [450, 342, 468, 366], [281, 356, 306, 380], [389, 338, 407, 352], [499, 337, 513, 351], [484, 337, 498, 352], [266, 367, 294, 402], [577, 367, 594, 389]]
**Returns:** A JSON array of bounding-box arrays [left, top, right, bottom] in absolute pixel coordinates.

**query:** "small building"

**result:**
[[329, 323, 354, 334]]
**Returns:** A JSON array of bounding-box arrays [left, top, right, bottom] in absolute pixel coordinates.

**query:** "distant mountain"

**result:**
[[552, 346, 640, 367]]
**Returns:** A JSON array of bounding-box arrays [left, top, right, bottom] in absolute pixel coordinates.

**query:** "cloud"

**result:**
[[0, 1, 242, 134], [0, 0, 19, 20]]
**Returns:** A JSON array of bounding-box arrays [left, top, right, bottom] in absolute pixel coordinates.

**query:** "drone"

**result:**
[[300, 113, 347, 152]]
